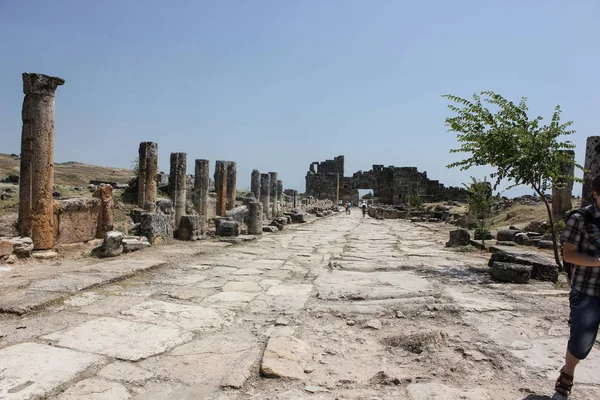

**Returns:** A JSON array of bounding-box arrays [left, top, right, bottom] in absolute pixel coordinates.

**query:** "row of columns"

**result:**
[[214, 161, 237, 217]]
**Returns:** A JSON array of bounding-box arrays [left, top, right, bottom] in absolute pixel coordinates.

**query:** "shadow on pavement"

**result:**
[[523, 395, 553, 400]]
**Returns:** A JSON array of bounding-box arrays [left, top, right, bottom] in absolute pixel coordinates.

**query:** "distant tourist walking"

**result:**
[[361, 202, 367, 218], [346, 202, 352, 215], [552, 175, 600, 399]]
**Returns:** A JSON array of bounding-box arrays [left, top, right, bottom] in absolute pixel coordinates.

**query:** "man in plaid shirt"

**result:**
[[553, 176, 600, 400]]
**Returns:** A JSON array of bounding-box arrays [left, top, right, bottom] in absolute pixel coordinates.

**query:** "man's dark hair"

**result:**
[[593, 176, 600, 195]]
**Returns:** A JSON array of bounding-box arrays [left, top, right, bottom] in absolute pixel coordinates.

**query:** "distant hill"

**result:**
[[0, 153, 135, 187]]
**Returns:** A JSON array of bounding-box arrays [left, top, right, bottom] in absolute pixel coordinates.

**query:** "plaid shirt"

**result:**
[[561, 203, 600, 297]]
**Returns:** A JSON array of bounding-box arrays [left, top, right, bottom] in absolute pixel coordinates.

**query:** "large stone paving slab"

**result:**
[[57, 378, 130, 400], [0, 342, 104, 400], [139, 330, 261, 396], [121, 300, 233, 331], [41, 317, 193, 361], [200, 291, 258, 309], [315, 270, 431, 301], [406, 383, 491, 399]]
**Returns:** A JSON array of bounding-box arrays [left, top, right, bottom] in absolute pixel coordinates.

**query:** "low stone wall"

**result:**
[[53, 198, 101, 245]]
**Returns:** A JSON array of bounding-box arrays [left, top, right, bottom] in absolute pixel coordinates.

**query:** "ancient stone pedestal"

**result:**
[[18, 73, 65, 250], [175, 215, 204, 241], [93, 185, 115, 238], [247, 202, 263, 235], [226, 162, 237, 211], [269, 172, 278, 218], [214, 161, 227, 217], [140, 213, 173, 244], [194, 159, 210, 226], [582, 136, 600, 207], [169, 152, 187, 229], [552, 150, 575, 218], [53, 198, 101, 245], [251, 170, 261, 200], [138, 142, 158, 212], [260, 173, 271, 219]]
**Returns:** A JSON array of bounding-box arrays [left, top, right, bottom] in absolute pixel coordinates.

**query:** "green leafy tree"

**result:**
[[464, 177, 495, 246], [131, 156, 139, 177], [408, 193, 423, 209], [443, 91, 582, 269], [361, 191, 374, 199]]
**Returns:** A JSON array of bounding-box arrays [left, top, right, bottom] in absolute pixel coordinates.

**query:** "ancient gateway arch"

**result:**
[[305, 155, 467, 205]]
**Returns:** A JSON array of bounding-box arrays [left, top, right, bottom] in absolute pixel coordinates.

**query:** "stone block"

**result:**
[[1, 235, 33, 258], [270, 220, 284, 231], [525, 220, 548, 234], [140, 212, 173, 244], [175, 215, 204, 240], [96, 231, 124, 258], [274, 217, 288, 226], [496, 229, 521, 242], [490, 261, 531, 283], [537, 240, 554, 249], [263, 226, 278, 233], [216, 220, 240, 237], [290, 213, 308, 223], [53, 197, 101, 245], [225, 205, 249, 222], [122, 236, 151, 252], [445, 229, 470, 247], [473, 230, 493, 240], [130, 208, 145, 224], [488, 248, 558, 282], [156, 198, 173, 215]]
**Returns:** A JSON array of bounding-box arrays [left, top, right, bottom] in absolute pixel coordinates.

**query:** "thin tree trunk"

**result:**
[[534, 186, 562, 269]]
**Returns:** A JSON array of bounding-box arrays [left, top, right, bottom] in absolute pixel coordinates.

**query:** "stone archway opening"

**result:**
[[358, 189, 375, 206]]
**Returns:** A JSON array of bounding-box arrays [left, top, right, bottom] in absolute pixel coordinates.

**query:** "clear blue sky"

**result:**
[[1, 0, 598, 197]]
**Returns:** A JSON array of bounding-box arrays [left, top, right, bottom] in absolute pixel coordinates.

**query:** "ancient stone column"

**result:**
[[251, 169, 261, 200], [226, 161, 237, 211], [247, 202, 263, 235], [194, 159, 210, 222], [260, 173, 271, 219], [93, 185, 115, 238], [138, 142, 158, 212], [582, 136, 600, 207], [169, 152, 187, 229], [293, 190, 297, 208], [18, 73, 65, 249], [552, 150, 575, 218], [214, 161, 228, 216], [277, 180, 283, 209], [269, 172, 278, 218]]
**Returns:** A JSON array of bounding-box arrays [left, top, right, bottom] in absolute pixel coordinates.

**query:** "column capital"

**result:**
[[22, 73, 65, 96]]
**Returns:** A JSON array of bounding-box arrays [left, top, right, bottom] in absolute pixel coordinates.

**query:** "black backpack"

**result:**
[[561, 205, 600, 281]]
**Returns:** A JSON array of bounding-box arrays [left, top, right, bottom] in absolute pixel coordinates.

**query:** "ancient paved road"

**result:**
[[1, 212, 599, 400]]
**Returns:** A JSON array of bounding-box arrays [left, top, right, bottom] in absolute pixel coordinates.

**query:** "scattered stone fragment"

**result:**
[[346, 319, 356, 326], [488, 247, 558, 282], [96, 231, 124, 258], [31, 250, 58, 260], [304, 385, 330, 393], [175, 215, 204, 240], [122, 236, 151, 253], [445, 229, 470, 247], [275, 317, 290, 326], [365, 319, 382, 330], [496, 229, 521, 242], [261, 335, 312, 380], [395, 311, 406, 319], [263, 226, 278, 233]]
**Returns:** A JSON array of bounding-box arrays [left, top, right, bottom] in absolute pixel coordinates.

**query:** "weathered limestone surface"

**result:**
[[251, 169, 261, 199], [18, 73, 65, 249], [96, 231, 124, 258], [552, 149, 575, 218], [138, 142, 158, 212], [53, 197, 101, 245], [260, 173, 271, 219], [269, 172, 278, 218], [247, 202, 263, 235], [140, 212, 173, 244], [214, 161, 227, 216], [93, 185, 115, 238], [194, 159, 210, 225], [0, 342, 103, 399], [226, 161, 237, 211], [175, 215, 204, 240], [57, 378, 130, 400], [169, 152, 187, 229]]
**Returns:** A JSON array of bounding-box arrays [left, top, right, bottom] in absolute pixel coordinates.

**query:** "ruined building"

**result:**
[[305, 155, 467, 204]]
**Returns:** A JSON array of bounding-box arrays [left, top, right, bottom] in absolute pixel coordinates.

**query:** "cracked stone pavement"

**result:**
[[1, 212, 599, 399]]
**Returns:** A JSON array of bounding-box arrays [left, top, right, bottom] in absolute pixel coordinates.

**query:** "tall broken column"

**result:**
[[582, 136, 600, 207], [214, 161, 228, 216], [247, 202, 263, 235], [292, 190, 297, 208], [18, 73, 65, 249], [552, 150, 575, 218], [138, 142, 158, 212], [226, 161, 237, 211], [251, 169, 261, 200], [269, 172, 278, 218], [194, 159, 210, 222], [169, 152, 187, 228], [260, 173, 271, 219], [277, 180, 283, 214]]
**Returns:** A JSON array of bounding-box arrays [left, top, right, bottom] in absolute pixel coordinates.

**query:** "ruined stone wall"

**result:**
[[305, 156, 467, 204]]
